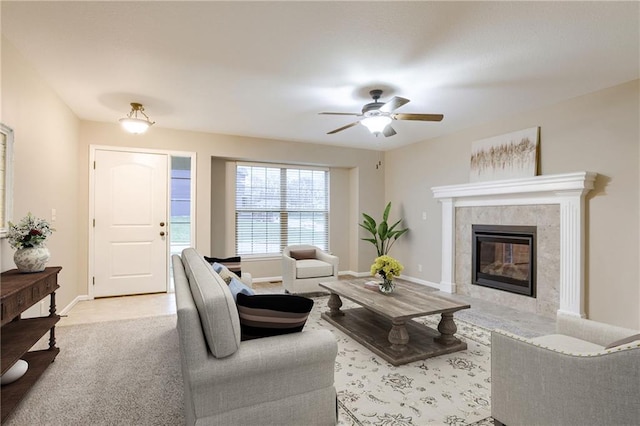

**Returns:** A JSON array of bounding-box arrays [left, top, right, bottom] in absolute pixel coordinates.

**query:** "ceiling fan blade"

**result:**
[[383, 126, 397, 137], [327, 121, 359, 134], [393, 113, 444, 122], [319, 112, 361, 116], [379, 96, 410, 113]]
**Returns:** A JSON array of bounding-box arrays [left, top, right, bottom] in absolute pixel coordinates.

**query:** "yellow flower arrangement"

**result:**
[[370, 255, 404, 280]]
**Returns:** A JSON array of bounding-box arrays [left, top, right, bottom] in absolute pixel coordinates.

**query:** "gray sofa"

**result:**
[[491, 314, 640, 426], [173, 248, 338, 425]]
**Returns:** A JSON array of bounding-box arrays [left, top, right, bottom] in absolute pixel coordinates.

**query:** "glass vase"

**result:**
[[379, 278, 395, 294]]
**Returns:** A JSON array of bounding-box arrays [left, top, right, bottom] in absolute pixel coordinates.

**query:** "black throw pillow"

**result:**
[[204, 255, 242, 277], [236, 293, 314, 341]]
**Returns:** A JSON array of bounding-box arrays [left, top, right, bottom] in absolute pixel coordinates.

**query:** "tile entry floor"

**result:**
[[59, 279, 556, 337]]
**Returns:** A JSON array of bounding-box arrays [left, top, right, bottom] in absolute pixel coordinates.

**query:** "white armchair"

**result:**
[[491, 314, 640, 426], [282, 245, 339, 294]]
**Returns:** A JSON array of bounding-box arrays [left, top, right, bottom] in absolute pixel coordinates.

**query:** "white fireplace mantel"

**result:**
[[431, 172, 597, 318]]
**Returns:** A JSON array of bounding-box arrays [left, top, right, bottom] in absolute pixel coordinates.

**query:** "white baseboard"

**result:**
[[341, 272, 445, 292], [60, 295, 91, 316], [251, 272, 446, 293], [253, 271, 371, 282], [557, 309, 587, 318], [398, 275, 443, 291], [251, 276, 282, 284], [341, 270, 370, 278]]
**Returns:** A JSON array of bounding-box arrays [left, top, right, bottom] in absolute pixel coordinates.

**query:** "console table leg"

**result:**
[[434, 312, 460, 346], [49, 291, 57, 317], [388, 319, 409, 352], [327, 293, 344, 317], [49, 291, 57, 349], [49, 327, 56, 350]]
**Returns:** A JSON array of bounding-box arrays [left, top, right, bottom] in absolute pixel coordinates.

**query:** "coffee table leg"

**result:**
[[388, 319, 409, 352], [327, 293, 344, 317], [434, 312, 460, 346]]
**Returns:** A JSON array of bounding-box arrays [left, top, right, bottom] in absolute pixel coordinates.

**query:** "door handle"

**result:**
[[160, 231, 166, 237], [160, 222, 165, 227]]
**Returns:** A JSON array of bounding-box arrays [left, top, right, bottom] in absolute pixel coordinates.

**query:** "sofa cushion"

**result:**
[[236, 293, 314, 340], [182, 248, 241, 358], [604, 333, 640, 349], [204, 255, 242, 277], [296, 259, 333, 278], [289, 249, 316, 260], [228, 277, 255, 302], [530, 334, 604, 353]]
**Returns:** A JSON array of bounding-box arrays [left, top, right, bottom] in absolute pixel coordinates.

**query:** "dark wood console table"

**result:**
[[1, 266, 61, 423]]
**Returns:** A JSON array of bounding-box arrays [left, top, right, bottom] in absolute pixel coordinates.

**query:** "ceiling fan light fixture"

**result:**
[[119, 102, 155, 134], [321, 90, 443, 137], [361, 115, 392, 134]]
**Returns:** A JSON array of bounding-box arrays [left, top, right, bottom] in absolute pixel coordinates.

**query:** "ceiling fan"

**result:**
[[319, 89, 444, 137]]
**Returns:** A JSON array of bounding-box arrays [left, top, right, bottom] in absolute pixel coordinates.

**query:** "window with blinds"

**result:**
[[235, 163, 329, 256]]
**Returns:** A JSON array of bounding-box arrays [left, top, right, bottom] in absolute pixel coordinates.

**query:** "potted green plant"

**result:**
[[359, 202, 408, 256]]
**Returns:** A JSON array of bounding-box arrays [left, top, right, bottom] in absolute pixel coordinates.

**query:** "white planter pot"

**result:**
[[14, 246, 50, 273]]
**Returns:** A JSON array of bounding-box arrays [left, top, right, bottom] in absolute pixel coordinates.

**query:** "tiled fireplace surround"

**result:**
[[432, 172, 596, 319]]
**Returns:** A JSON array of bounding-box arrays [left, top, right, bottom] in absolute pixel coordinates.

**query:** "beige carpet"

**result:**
[[5, 298, 494, 425], [5, 315, 183, 425]]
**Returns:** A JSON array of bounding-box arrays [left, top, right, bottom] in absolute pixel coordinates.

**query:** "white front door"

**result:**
[[93, 149, 168, 297]]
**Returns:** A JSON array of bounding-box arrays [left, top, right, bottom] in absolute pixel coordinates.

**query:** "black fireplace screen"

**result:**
[[472, 225, 536, 297]]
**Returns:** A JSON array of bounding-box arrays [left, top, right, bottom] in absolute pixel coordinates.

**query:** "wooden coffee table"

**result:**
[[319, 279, 470, 366]]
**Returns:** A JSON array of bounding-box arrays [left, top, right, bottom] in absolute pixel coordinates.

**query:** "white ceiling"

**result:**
[[2, 1, 638, 151]]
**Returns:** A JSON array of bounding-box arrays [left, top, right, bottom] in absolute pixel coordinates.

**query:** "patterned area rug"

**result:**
[[307, 296, 494, 426]]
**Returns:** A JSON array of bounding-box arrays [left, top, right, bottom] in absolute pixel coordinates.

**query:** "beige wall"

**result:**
[[2, 34, 384, 311], [80, 121, 385, 288], [1, 39, 82, 313], [386, 79, 640, 328], [210, 157, 227, 256], [7, 29, 636, 328]]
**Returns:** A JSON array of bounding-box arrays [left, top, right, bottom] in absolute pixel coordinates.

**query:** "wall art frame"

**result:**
[[469, 127, 540, 182]]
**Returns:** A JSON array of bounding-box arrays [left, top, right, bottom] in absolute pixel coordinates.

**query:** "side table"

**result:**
[[0, 266, 62, 423]]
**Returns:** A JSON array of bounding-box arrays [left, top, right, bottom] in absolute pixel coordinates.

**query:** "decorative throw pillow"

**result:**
[[204, 255, 242, 277], [211, 262, 240, 284], [604, 333, 640, 349], [289, 249, 316, 261], [236, 293, 314, 341], [228, 277, 255, 302]]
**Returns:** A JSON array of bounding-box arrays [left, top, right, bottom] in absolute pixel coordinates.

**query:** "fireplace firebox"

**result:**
[[472, 225, 536, 297]]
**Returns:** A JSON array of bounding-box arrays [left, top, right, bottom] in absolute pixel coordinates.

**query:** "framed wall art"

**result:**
[[469, 127, 539, 182]]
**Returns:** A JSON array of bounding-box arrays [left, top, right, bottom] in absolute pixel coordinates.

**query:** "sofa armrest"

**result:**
[[316, 251, 339, 275], [187, 329, 337, 417], [282, 253, 297, 284], [491, 330, 640, 426], [556, 314, 639, 346]]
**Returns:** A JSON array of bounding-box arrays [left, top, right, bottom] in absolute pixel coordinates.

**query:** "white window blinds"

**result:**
[[235, 163, 329, 256]]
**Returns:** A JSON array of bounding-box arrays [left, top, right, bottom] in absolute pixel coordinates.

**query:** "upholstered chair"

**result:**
[[491, 314, 640, 426], [282, 245, 339, 294]]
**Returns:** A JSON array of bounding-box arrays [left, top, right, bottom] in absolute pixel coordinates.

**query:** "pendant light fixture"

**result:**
[[119, 102, 155, 134]]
